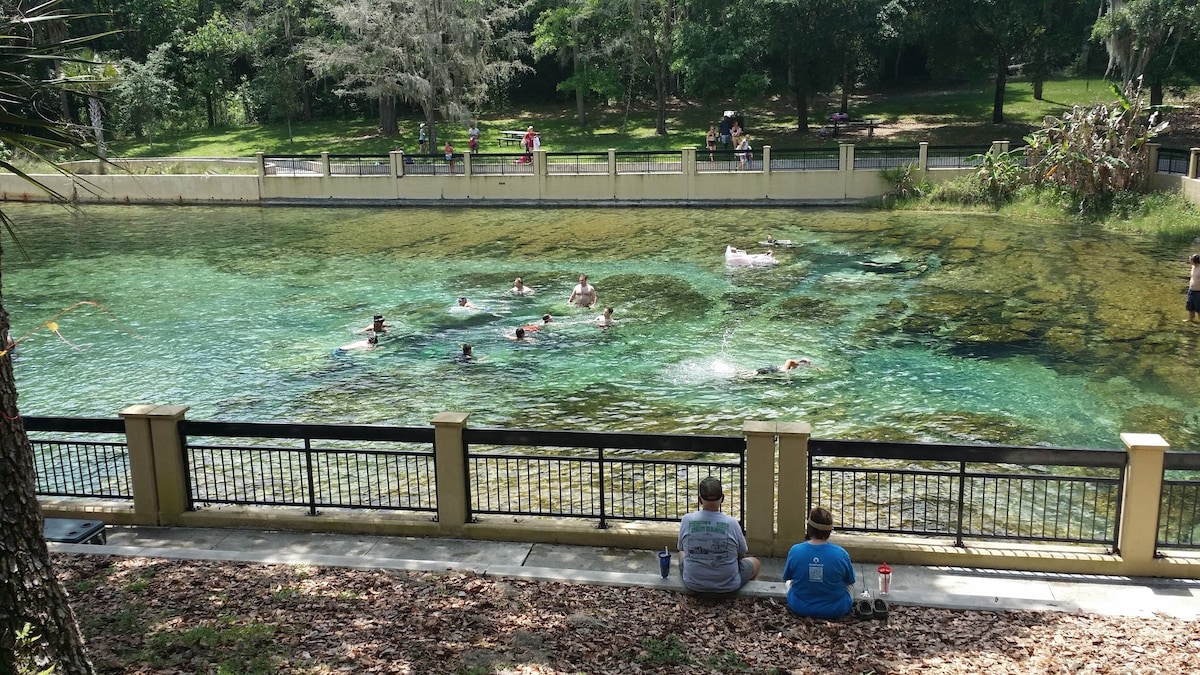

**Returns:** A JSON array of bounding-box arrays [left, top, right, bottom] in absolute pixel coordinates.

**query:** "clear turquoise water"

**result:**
[[5, 203, 1198, 450]]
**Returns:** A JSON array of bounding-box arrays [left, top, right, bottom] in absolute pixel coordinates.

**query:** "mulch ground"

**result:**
[[54, 554, 1199, 675]]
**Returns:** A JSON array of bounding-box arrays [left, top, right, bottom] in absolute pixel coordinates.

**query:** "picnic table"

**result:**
[[44, 517, 107, 544], [825, 117, 882, 138], [497, 130, 526, 147]]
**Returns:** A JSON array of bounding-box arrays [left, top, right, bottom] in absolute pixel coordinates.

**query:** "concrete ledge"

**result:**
[[461, 519, 678, 551], [40, 500, 150, 526], [177, 507, 441, 538]]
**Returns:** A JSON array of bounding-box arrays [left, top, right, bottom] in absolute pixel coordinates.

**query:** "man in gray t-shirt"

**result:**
[[677, 477, 761, 593]]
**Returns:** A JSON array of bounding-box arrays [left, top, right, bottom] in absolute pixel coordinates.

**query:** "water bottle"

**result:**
[[877, 562, 892, 595]]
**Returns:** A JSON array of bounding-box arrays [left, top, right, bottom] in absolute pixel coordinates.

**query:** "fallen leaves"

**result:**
[[53, 554, 1200, 675]]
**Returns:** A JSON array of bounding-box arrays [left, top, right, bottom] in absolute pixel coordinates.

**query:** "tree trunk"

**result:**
[[840, 58, 850, 114], [0, 263, 96, 675], [1033, 78, 1044, 101], [573, 48, 585, 126], [992, 51, 1007, 124], [655, 64, 667, 136], [1150, 80, 1163, 107], [795, 82, 809, 134], [205, 92, 215, 129], [378, 94, 398, 135]]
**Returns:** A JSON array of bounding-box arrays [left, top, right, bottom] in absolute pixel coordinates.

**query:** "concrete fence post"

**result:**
[[1189, 148, 1199, 180], [389, 151, 401, 178], [776, 422, 812, 552], [683, 146, 696, 175], [119, 404, 163, 524], [320, 151, 331, 177], [146, 405, 191, 526], [608, 148, 617, 176], [762, 145, 772, 174], [1118, 432, 1169, 568], [463, 151, 473, 178], [255, 152, 266, 178], [742, 421, 776, 554], [1145, 143, 1160, 176], [432, 412, 471, 535], [918, 142, 929, 172]]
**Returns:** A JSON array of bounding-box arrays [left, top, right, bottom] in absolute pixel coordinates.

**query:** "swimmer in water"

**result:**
[[510, 277, 534, 296], [520, 314, 553, 333], [337, 334, 379, 353], [506, 327, 535, 341], [357, 314, 388, 334], [457, 296, 479, 309], [568, 274, 598, 308], [454, 343, 474, 363], [596, 306, 614, 328], [755, 358, 811, 375]]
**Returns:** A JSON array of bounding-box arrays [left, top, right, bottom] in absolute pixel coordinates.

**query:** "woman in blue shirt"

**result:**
[[782, 507, 855, 619]]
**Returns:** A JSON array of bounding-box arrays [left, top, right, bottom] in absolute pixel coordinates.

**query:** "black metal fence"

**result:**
[[1158, 451, 1200, 549], [770, 147, 841, 171], [462, 427, 745, 528], [264, 155, 323, 175], [614, 151, 684, 174], [1157, 147, 1191, 176], [546, 152, 609, 175], [401, 153, 462, 176], [926, 145, 992, 169], [465, 152, 536, 176], [179, 420, 437, 516], [809, 439, 1126, 548], [26, 416, 132, 500], [328, 154, 392, 176], [852, 146, 921, 170]]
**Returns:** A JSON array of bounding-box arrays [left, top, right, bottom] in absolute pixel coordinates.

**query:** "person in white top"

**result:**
[[568, 274, 597, 308]]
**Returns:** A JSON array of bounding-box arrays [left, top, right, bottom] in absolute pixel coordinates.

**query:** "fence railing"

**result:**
[[769, 147, 840, 171], [462, 427, 745, 528], [402, 153, 462, 176], [852, 146, 921, 170], [614, 151, 683, 174], [809, 439, 1126, 548], [546, 152, 609, 175], [178, 420, 437, 516], [926, 145, 992, 169], [1158, 451, 1200, 549], [1157, 147, 1191, 175], [26, 416, 132, 500], [465, 152, 536, 176], [328, 154, 391, 176], [263, 155, 323, 175]]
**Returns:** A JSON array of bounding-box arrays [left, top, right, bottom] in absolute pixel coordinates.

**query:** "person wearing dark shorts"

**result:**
[[1187, 254, 1200, 323], [677, 477, 760, 594]]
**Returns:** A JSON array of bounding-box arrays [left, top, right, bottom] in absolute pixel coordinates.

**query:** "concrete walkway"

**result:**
[[49, 525, 1200, 620]]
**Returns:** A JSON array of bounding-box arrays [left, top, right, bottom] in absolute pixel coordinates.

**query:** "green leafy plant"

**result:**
[[639, 633, 690, 667], [880, 163, 929, 201], [16, 623, 56, 675], [966, 148, 1027, 208]]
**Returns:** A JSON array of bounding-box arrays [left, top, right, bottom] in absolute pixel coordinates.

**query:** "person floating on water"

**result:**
[[568, 274, 597, 308], [510, 277, 534, 296], [596, 306, 614, 328], [357, 314, 388, 334], [336, 334, 379, 353], [755, 358, 812, 375], [520, 314, 552, 333]]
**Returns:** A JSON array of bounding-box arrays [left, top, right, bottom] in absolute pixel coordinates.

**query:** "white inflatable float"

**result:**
[[725, 245, 778, 266]]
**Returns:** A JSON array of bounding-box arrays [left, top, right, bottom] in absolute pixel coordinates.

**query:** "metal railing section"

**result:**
[[853, 146, 921, 170], [328, 154, 391, 176], [263, 155, 323, 176], [546, 152, 609, 175], [179, 420, 437, 516], [463, 427, 745, 528], [614, 151, 683, 174], [926, 145, 991, 169], [401, 153, 463, 176], [769, 148, 841, 171], [809, 439, 1125, 548], [1157, 147, 1190, 176], [1158, 451, 1200, 549], [466, 152, 536, 176], [26, 416, 132, 500]]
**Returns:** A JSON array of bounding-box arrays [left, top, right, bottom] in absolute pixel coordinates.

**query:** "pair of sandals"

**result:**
[[853, 596, 890, 621]]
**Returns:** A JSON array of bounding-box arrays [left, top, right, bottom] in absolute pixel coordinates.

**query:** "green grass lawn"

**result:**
[[105, 76, 1192, 158]]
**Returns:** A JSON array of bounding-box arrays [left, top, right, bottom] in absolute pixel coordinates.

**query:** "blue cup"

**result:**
[[658, 550, 671, 578]]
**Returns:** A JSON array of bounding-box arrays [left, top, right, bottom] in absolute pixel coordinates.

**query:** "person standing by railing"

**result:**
[[677, 477, 760, 594], [706, 125, 717, 161], [468, 122, 480, 153], [782, 507, 855, 620], [445, 141, 456, 175]]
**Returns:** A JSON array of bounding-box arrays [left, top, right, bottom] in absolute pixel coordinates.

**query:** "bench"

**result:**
[[497, 130, 526, 147], [44, 517, 107, 545], [827, 117, 881, 138]]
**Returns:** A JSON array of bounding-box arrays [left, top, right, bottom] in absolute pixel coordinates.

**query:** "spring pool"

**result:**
[[6, 203, 1198, 450]]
